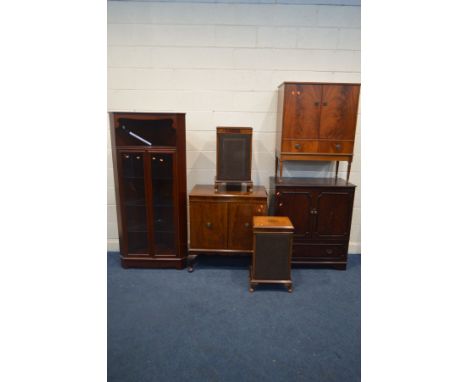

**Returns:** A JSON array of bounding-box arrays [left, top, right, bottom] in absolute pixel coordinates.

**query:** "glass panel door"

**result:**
[[120, 152, 148, 254], [150, 153, 176, 254]]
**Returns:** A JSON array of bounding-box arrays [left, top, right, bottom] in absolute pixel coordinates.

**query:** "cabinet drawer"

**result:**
[[292, 243, 346, 258], [282, 140, 318, 153], [318, 141, 354, 154]]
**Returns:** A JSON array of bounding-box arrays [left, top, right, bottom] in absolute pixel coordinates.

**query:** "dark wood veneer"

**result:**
[[110, 112, 188, 269], [276, 82, 360, 181], [270, 177, 356, 269]]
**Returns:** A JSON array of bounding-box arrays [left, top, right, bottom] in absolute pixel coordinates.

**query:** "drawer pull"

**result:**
[[335, 143, 342, 151], [276, 192, 280, 196], [323, 102, 328, 106], [206, 222, 212, 228], [294, 143, 302, 150], [326, 249, 333, 255], [279, 202, 283, 207], [310, 209, 317, 215], [244, 222, 250, 228], [314, 101, 320, 106]]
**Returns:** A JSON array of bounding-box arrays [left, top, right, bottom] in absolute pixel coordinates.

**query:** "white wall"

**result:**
[[107, 0, 361, 253]]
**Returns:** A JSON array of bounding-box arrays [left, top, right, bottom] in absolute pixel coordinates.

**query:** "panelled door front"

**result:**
[[189, 202, 228, 249], [313, 191, 353, 240], [319, 85, 360, 140], [228, 203, 266, 250], [276, 190, 313, 241], [283, 84, 322, 139]]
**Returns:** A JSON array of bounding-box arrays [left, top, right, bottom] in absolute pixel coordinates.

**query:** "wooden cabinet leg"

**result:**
[[275, 156, 278, 179], [287, 283, 293, 293], [187, 254, 198, 272], [346, 160, 352, 183], [279, 160, 283, 178], [335, 161, 339, 180]]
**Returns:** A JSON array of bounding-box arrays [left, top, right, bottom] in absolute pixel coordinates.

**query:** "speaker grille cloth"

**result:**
[[254, 233, 290, 280], [218, 134, 250, 180]]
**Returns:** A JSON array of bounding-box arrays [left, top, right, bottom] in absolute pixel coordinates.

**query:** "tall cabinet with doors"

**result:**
[[109, 112, 187, 269]]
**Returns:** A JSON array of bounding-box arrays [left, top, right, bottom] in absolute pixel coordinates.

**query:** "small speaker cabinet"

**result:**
[[215, 127, 253, 192], [250, 216, 294, 293]]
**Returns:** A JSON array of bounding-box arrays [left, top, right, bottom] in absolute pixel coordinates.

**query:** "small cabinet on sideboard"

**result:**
[[270, 177, 356, 269], [110, 112, 188, 269], [276, 82, 360, 181]]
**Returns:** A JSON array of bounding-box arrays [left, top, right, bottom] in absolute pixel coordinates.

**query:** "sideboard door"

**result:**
[[313, 191, 353, 240], [276, 190, 313, 241], [189, 202, 228, 249]]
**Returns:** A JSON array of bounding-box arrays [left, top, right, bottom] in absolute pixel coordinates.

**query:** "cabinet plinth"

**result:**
[[270, 177, 356, 269], [110, 112, 188, 269], [276, 82, 360, 181], [188, 185, 267, 272]]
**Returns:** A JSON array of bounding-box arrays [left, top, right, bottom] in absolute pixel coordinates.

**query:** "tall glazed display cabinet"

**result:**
[[109, 112, 187, 269]]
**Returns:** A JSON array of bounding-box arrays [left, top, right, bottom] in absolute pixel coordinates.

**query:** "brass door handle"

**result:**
[[206, 222, 212, 228], [310, 209, 318, 215], [294, 143, 302, 150]]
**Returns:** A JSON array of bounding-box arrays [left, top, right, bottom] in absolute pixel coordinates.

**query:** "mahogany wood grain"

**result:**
[[282, 84, 322, 139], [188, 185, 267, 271], [276, 82, 360, 179], [189, 202, 228, 249], [228, 203, 257, 250], [317, 140, 354, 154], [319, 84, 360, 140]]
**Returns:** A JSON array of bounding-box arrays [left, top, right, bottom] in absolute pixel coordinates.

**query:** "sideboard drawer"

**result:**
[[282, 140, 318, 153], [318, 141, 354, 154], [293, 243, 346, 258]]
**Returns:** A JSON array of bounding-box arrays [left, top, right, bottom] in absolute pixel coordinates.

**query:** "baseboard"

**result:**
[[348, 241, 361, 254], [107, 239, 120, 252]]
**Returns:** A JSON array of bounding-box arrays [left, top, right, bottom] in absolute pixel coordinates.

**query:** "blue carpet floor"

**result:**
[[108, 253, 360, 382]]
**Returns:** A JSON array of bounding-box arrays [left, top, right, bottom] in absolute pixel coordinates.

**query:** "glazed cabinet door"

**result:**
[[275, 190, 313, 241], [228, 203, 266, 250], [189, 202, 228, 249], [282, 84, 322, 139], [319, 85, 360, 140], [118, 151, 149, 255], [312, 191, 353, 240], [149, 151, 177, 255]]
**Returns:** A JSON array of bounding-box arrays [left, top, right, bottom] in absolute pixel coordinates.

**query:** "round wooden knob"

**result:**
[[244, 222, 250, 228], [335, 143, 342, 151], [206, 222, 212, 228]]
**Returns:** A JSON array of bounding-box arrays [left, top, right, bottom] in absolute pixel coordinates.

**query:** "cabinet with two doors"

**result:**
[[110, 112, 187, 269], [270, 177, 356, 269], [188, 185, 267, 271], [276, 82, 360, 181]]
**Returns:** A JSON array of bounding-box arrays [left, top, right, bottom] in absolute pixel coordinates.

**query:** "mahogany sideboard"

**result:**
[[270, 177, 356, 270], [188, 185, 267, 272]]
